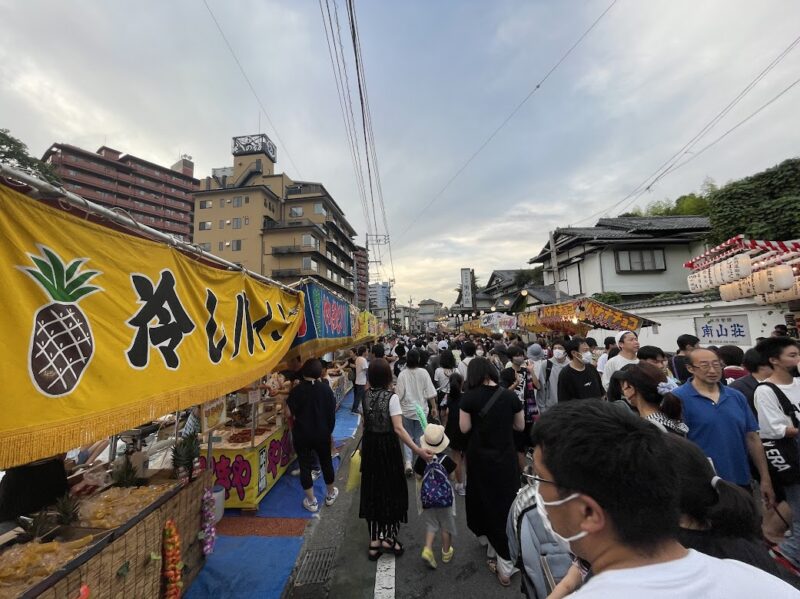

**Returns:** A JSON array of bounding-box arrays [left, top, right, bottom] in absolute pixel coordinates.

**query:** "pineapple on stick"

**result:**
[[20, 246, 101, 396], [55, 493, 81, 525]]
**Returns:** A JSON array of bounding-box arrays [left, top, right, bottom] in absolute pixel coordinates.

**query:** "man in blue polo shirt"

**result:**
[[672, 348, 775, 508]]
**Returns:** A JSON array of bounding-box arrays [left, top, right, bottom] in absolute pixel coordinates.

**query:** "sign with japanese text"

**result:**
[[200, 425, 294, 508], [694, 314, 751, 346], [283, 281, 353, 364], [0, 184, 304, 468], [201, 397, 227, 432], [461, 268, 474, 308]]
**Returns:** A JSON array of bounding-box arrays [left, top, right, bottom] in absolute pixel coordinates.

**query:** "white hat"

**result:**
[[615, 330, 636, 345], [420, 423, 449, 454], [437, 340, 449, 351]]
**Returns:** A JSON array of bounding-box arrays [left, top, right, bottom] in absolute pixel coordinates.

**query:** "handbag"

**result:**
[[346, 435, 363, 492], [758, 382, 800, 486]]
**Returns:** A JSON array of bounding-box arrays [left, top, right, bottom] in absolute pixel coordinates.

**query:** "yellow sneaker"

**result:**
[[441, 546, 454, 563], [421, 546, 437, 569]]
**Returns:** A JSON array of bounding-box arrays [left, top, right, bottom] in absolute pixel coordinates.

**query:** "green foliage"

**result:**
[[622, 191, 710, 218], [591, 291, 624, 305], [707, 158, 800, 243], [513, 268, 544, 288], [0, 129, 61, 184]]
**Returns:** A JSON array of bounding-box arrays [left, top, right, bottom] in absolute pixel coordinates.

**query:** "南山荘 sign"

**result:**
[[693, 314, 751, 346]]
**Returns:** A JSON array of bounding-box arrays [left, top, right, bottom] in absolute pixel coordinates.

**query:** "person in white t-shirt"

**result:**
[[351, 345, 369, 414], [595, 336, 616, 375], [753, 336, 800, 570], [396, 348, 438, 474], [529, 400, 796, 598], [601, 331, 640, 390], [457, 341, 477, 382]]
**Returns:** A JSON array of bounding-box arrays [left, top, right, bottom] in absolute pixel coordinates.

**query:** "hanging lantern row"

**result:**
[[684, 236, 800, 303]]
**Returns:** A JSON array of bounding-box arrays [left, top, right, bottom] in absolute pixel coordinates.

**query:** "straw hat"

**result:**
[[420, 423, 449, 454]]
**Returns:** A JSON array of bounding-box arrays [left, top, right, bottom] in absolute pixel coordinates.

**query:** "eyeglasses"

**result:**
[[521, 473, 557, 485], [689, 361, 722, 371]]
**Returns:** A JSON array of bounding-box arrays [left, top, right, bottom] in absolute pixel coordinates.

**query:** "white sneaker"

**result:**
[[290, 467, 300, 476], [302, 497, 319, 513], [404, 461, 413, 477], [311, 469, 321, 481], [456, 483, 466, 496], [325, 487, 339, 506]]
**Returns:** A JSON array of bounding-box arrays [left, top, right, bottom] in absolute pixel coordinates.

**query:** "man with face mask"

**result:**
[[557, 337, 603, 402], [529, 400, 797, 598], [535, 339, 569, 414]]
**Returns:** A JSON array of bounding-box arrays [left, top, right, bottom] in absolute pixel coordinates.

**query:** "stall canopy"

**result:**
[[517, 298, 659, 336], [280, 280, 354, 366], [0, 183, 305, 469]]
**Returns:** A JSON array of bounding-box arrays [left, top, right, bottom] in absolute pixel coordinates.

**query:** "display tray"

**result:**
[[14, 476, 183, 599]]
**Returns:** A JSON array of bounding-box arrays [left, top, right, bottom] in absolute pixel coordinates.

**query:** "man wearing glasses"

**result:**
[[672, 348, 775, 508]]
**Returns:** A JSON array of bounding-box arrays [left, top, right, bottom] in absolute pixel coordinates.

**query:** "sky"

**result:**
[[2, 0, 799, 308]]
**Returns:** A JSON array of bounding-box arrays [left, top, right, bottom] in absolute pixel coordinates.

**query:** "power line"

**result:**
[[201, 0, 303, 178], [572, 32, 800, 223], [395, 0, 618, 242]]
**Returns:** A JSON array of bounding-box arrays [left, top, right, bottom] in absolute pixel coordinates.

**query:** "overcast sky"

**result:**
[[2, 0, 798, 307]]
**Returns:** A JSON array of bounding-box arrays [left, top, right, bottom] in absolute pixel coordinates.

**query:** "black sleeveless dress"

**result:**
[[359, 388, 408, 538]]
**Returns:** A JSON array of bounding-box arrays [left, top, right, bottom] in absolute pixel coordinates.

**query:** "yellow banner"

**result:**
[[0, 185, 304, 468]]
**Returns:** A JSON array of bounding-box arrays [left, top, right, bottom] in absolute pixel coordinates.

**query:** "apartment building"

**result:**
[[353, 245, 369, 309], [369, 282, 391, 309], [42, 144, 198, 240], [193, 134, 357, 300]]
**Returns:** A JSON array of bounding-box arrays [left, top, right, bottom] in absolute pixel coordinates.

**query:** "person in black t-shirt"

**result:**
[[669, 334, 699, 384], [557, 337, 604, 402]]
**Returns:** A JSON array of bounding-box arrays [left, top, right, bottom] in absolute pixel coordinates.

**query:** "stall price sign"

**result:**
[[201, 397, 227, 431], [0, 184, 304, 469], [694, 315, 751, 346]]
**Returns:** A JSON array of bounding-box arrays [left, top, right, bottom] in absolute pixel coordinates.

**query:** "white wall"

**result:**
[[586, 298, 787, 351]]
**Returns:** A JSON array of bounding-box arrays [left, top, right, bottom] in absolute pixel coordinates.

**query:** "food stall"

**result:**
[[516, 298, 659, 336], [0, 169, 304, 597]]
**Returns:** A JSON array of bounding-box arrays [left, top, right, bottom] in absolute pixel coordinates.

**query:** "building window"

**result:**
[[301, 234, 318, 249], [290, 206, 303, 218], [233, 196, 243, 207], [245, 196, 249, 204], [314, 202, 327, 216], [615, 248, 666, 273], [219, 198, 225, 208], [303, 257, 318, 272], [218, 241, 224, 251], [219, 219, 225, 229], [199, 199, 213, 209], [244, 216, 250, 225], [199, 221, 212, 231], [199, 242, 211, 251], [232, 218, 242, 229], [231, 240, 242, 251]]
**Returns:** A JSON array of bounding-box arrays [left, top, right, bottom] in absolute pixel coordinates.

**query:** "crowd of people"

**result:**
[[283, 324, 800, 596]]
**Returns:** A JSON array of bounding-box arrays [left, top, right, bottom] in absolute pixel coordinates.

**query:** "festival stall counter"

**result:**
[[0, 172, 305, 597]]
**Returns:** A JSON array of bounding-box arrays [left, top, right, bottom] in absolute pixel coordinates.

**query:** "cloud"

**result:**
[[1, 0, 799, 309]]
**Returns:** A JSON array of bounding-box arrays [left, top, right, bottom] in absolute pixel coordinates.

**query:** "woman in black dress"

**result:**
[[359, 358, 433, 560], [459, 357, 524, 587], [444, 371, 468, 496]]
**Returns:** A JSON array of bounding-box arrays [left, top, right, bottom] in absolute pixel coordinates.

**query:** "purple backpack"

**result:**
[[421, 456, 453, 509]]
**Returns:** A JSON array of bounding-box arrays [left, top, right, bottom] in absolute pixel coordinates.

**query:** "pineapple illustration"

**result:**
[[19, 246, 102, 397]]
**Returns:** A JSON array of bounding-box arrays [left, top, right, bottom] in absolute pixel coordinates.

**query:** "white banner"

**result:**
[[694, 314, 751, 346], [461, 268, 473, 308]]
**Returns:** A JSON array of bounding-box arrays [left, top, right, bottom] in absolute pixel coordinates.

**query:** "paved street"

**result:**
[[287, 437, 523, 599]]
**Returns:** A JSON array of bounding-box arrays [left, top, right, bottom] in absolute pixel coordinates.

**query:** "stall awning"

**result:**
[[517, 298, 658, 335]]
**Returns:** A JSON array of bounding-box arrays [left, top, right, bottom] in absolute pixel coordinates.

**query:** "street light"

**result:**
[[520, 289, 528, 297], [491, 306, 496, 312], [503, 299, 510, 306]]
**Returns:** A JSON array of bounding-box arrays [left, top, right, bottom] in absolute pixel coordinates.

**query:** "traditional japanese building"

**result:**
[[193, 134, 357, 300], [42, 144, 198, 241]]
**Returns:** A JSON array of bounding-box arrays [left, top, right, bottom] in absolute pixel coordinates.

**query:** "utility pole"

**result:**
[[549, 230, 562, 302]]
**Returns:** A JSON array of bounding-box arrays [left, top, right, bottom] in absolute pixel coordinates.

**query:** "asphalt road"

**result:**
[[286, 440, 525, 599]]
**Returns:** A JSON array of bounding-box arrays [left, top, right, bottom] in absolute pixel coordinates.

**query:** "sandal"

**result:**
[[368, 543, 383, 561], [381, 538, 404, 556], [496, 571, 511, 587], [486, 558, 497, 574]]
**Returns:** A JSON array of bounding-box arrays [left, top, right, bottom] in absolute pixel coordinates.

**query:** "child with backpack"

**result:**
[[414, 423, 457, 569]]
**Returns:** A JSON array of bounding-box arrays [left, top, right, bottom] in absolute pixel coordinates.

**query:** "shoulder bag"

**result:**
[[758, 382, 800, 487]]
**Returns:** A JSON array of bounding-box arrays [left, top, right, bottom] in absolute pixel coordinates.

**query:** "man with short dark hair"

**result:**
[[595, 336, 616, 375], [669, 334, 699, 383], [672, 348, 775, 507], [601, 331, 639, 390], [558, 337, 603, 402], [530, 401, 796, 597], [730, 348, 773, 414]]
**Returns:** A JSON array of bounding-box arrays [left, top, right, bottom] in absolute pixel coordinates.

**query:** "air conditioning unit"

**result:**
[[226, 242, 231, 247]]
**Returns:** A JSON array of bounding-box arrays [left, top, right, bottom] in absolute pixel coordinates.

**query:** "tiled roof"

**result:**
[[615, 290, 721, 311], [597, 216, 710, 231], [553, 227, 652, 240]]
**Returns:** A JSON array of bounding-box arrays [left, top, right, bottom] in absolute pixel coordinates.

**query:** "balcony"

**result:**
[[286, 183, 324, 196], [262, 218, 325, 233], [271, 245, 319, 255]]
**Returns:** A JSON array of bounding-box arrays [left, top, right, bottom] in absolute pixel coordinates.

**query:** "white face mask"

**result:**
[[476, 349, 485, 357], [581, 351, 594, 364], [553, 349, 566, 361], [533, 481, 588, 552]]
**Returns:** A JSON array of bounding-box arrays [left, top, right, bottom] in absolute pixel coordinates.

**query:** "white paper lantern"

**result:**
[[688, 272, 704, 293], [769, 278, 800, 302], [754, 294, 769, 305], [724, 254, 751, 282], [753, 265, 795, 294], [719, 282, 740, 301], [735, 275, 755, 298]]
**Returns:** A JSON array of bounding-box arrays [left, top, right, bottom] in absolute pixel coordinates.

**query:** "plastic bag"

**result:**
[[346, 449, 362, 491]]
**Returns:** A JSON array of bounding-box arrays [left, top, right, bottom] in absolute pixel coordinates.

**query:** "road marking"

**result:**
[[374, 554, 395, 599]]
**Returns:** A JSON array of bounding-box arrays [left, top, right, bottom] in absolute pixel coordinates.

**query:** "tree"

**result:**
[[591, 291, 624, 305], [513, 268, 544, 288], [0, 129, 60, 184], [706, 158, 800, 243]]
